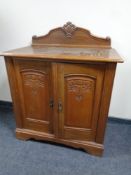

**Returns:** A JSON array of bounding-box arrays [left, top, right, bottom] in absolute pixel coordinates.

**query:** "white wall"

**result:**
[[0, 0, 131, 119]]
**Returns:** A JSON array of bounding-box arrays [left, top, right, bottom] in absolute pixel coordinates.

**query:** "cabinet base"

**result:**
[[16, 128, 104, 156]]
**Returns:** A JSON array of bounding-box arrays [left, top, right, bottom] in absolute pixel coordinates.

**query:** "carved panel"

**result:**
[[67, 78, 93, 101], [23, 72, 46, 96], [21, 70, 50, 121], [64, 75, 96, 128], [23, 73, 45, 87]]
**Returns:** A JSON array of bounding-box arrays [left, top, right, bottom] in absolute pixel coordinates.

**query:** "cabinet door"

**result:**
[[14, 59, 54, 135], [58, 63, 105, 141]]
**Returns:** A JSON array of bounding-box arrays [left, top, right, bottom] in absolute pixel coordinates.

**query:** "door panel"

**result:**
[[58, 63, 105, 141], [65, 74, 95, 128], [14, 59, 54, 134]]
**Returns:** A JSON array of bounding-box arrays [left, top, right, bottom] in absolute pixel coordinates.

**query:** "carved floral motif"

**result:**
[[22, 73, 46, 118], [62, 22, 77, 38], [67, 78, 93, 101], [23, 74, 45, 88]]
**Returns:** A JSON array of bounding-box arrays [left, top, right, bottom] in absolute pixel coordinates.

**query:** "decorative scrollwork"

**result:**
[[67, 79, 93, 101], [22, 72, 46, 118], [23, 74, 45, 88], [22, 73, 45, 97], [62, 22, 77, 38]]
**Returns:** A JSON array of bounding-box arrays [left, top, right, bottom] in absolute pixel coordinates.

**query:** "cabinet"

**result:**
[[1, 22, 123, 156]]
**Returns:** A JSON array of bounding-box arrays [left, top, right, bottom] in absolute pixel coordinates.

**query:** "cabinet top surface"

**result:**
[[1, 46, 123, 63], [1, 22, 123, 63]]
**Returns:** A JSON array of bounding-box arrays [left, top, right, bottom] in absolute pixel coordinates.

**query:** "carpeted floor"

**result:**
[[0, 106, 131, 175]]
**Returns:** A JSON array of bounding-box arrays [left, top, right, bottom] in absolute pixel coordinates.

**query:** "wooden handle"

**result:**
[[58, 99, 63, 112], [49, 98, 54, 108]]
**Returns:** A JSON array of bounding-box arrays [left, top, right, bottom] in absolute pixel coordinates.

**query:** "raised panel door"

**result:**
[[58, 63, 105, 141], [14, 59, 54, 135]]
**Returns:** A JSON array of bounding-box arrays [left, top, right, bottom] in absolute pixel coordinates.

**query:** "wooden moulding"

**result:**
[[16, 128, 104, 156], [32, 21, 111, 48]]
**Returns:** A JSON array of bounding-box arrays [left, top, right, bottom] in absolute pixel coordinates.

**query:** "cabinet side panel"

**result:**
[[4, 57, 23, 128], [96, 63, 117, 143]]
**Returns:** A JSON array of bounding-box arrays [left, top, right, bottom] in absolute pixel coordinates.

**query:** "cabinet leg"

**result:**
[[16, 128, 30, 141], [83, 146, 104, 156]]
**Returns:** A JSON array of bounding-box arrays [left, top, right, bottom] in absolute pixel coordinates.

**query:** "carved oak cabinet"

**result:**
[[1, 22, 123, 156]]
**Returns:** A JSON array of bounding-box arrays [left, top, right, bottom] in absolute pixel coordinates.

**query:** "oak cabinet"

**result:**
[[1, 22, 123, 156]]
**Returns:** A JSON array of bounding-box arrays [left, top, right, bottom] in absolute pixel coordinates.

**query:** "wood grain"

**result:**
[[1, 46, 123, 63]]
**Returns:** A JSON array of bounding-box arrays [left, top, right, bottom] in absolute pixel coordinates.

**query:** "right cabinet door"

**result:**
[[57, 63, 105, 141]]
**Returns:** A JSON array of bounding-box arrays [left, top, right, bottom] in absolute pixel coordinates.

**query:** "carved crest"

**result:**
[[62, 22, 77, 38], [32, 22, 111, 47]]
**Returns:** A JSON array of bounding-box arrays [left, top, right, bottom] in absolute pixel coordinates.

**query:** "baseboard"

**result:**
[[0, 100, 131, 124], [108, 117, 131, 125], [0, 100, 13, 109]]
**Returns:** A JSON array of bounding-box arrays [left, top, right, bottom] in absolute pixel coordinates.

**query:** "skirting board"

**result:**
[[0, 100, 131, 124], [0, 100, 13, 108]]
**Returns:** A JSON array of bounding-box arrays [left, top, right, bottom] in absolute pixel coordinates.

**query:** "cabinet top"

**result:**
[[1, 22, 123, 63], [1, 45, 123, 63]]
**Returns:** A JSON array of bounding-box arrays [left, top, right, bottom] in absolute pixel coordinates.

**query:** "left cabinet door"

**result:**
[[14, 59, 54, 135]]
